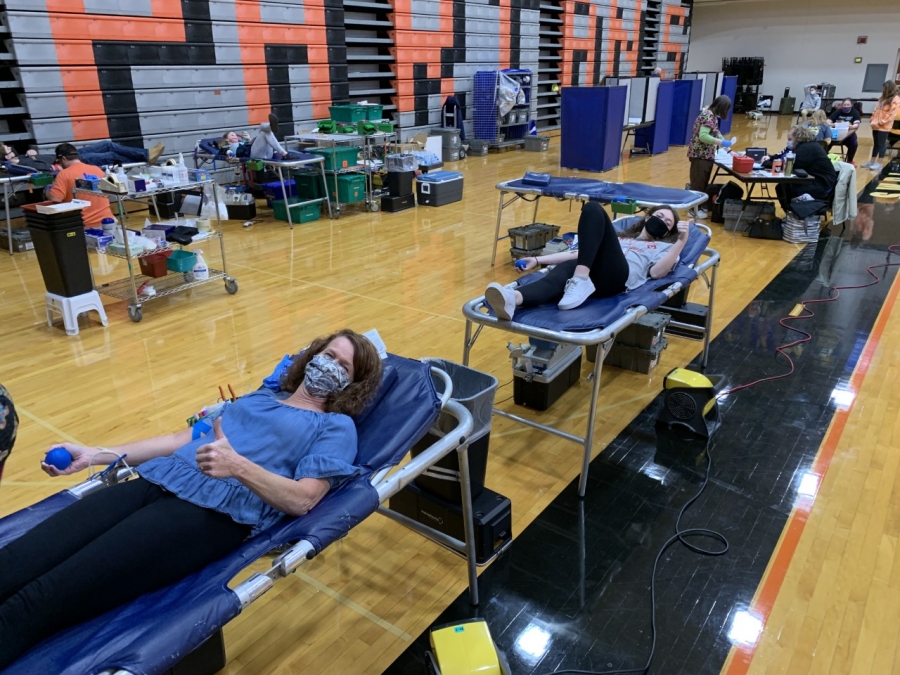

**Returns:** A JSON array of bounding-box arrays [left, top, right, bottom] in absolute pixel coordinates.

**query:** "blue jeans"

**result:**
[[79, 141, 148, 167]]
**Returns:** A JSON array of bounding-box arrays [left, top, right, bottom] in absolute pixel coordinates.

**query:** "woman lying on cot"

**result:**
[[217, 129, 252, 160], [485, 202, 690, 320], [0, 329, 382, 669]]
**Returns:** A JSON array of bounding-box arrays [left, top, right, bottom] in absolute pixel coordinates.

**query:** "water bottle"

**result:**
[[784, 151, 796, 176]]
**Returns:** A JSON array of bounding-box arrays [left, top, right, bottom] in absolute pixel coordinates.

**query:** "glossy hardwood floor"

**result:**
[[0, 114, 885, 674]]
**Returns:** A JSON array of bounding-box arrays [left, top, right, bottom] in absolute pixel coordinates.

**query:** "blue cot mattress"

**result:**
[[501, 176, 705, 207]]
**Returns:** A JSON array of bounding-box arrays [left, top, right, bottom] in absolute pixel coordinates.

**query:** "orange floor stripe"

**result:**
[[724, 265, 900, 675]]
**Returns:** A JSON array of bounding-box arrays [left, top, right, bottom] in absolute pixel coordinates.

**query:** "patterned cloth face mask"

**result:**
[[303, 354, 351, 398]]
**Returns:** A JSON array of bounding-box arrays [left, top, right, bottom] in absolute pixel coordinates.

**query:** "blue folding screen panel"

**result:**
[[718, 75, 739, 135], [560, 86, 627, 172], [634, 81, 674, 155], [669, 80, 703, 146]]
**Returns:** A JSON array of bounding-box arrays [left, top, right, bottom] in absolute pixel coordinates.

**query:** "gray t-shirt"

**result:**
[[620, 238, 673, 291]]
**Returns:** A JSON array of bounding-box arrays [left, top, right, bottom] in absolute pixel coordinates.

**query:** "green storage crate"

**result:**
[[329, 105, 368, 123], [295, 173, 325, 200], [29, 173, 54, 187], [273, 197, 321, 223], [330, 174, 366, 204], [611, 198, 638, 215], [376, 121, 394, 133], [357, 121, 378, 136], [308, 146, 360, 171], [362, 104, 384, 120], [338, 123, 356, 134], [166, 250, 196, 273]]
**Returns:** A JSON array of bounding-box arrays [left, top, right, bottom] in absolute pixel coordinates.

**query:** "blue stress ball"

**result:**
[[45, 447, 73, 471], [515, 259, 527, 271]]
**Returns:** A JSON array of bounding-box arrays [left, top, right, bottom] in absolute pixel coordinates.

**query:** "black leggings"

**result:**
[[872, 130, 889, 160], [0, 478, 250, 668], [518, 202, 629, 306]]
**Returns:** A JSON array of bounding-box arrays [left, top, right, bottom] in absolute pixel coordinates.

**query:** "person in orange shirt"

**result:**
[[46, 143, 116, 227]]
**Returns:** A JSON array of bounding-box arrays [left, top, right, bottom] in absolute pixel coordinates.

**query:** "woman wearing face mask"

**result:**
[[827, 98, 861, 163], [0, 329, 382, 669], [774, 124, 838, 212], [485, 202, 690, 320], [686, 95, 733, 219]]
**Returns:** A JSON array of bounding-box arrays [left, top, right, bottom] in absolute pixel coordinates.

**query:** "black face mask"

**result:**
[[645, 215, 670, 240]]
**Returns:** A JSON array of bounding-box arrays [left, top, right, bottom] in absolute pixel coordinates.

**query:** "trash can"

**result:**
[[411, 359, 498, 504], [24, 203, 93, 298]]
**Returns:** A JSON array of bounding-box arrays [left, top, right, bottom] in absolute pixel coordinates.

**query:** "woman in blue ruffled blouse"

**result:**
[[0, 329, 382, 669]]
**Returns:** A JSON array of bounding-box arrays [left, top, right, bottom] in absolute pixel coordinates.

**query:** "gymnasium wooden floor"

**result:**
[[0, 114, 895, 674]]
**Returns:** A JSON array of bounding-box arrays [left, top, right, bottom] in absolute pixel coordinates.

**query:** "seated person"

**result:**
[[799, 84, 821, 118], [485, 203, 689, 320], [1, 144, 57, 173], [46, 143, 117, 227], [827, 98, 861, 163], [217, 130, 252, 160], [809, 110, 832, 142], [0, 384, 16, 483], [775, 125, 838, 212], [0, 329, 382, 669]]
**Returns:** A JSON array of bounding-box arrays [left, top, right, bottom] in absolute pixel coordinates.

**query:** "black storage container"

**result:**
[[381, 193, 415, 213], [389, 483, 512, 564], [163, 629, 225, 675], [24, 205, 93, 297], [412, 360, 498, 504], [656, 301, 708, 338], [226, 202, 257, 221], [386, 170, 415, 196], [513, 347, 582, 411]]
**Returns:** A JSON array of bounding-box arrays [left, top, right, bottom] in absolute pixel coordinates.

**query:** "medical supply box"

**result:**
[[416, 170, 463, 207], [586, 313, 671, 360], [605, 338, 669, 374], [389, 483, 511, 564], [512, 342, 583, 411]]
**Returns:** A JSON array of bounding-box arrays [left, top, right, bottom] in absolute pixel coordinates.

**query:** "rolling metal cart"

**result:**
[[75, 180, 237, 323], [2, 174, 34, 255], [261, 153, 332, 228]]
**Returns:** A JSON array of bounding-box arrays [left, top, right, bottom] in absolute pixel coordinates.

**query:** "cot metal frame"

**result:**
[[490, 180, 708, 266], [463, 231, 720, 497]]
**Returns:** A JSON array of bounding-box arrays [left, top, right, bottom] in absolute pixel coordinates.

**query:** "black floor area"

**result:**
[[385, 164, 900, 675]]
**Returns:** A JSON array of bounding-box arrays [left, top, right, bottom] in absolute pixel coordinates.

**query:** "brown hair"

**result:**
[[617, 205, 680, 243], [810, 109, 828, 127], [709, 95, 732, 119], [280, 329, 383, 416], [880, 81, 899, 104]]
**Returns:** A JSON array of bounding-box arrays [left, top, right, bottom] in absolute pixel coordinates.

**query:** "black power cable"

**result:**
[[545, 440, 728, 675]]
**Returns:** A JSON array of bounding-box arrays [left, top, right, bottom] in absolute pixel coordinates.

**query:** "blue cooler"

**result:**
[[416, 171, 464, 207]]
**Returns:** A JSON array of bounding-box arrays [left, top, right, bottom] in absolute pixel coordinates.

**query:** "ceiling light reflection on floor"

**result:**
[[515, 622, 552, 664], [727, 609, 764, 647]]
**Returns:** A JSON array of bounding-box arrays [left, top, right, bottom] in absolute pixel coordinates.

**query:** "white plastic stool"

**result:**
[[45, 291, 108, 336]]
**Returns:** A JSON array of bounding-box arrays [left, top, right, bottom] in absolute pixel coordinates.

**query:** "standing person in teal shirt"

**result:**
[[687, 96, 733, 219]]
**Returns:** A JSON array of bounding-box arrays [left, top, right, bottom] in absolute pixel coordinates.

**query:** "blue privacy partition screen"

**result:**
[[561, 86, 627, 172], [634, 80, 674, 155], [669, 79, 703, 146], [718, 75, 739, 135]]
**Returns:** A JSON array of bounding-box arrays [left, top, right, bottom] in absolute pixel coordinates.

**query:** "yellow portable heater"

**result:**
[[425, 619, 511, 675], [657, 368, 724, 437]]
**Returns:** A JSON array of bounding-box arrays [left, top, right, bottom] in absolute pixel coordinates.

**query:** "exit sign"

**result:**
[[857, 36, 868, 44], [855, 57, 863, 63]]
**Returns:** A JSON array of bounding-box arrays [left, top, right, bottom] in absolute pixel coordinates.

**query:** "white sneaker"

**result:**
[[870, 162, 882, 170], [691, 207, 709, 220], [485, 282, 516, 320], [558, 276, 596, 310]]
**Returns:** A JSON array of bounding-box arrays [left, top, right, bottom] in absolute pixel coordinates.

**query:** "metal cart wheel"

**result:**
[[128, 305, 143, 323], [459, 149, 466, 159], [224, 277, 239, 295], [368, 200, 380, 212]]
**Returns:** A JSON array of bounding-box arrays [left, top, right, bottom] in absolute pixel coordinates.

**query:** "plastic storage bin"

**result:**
[[508, 223, 560, 250], [524, 135, 550, 152], [166, 250, 196, 273], [723, 199, 775, 232], [294, 173, 325, 200], [273, 198, 321, 223], [328, 105, 367, 123], [139, 250, 173, 278], [308, 146, 360, 171], [513, 345, 582, 411], [362, 104, 384, 120], [330, 174, 366, 204], [411, 359, 499, 503], [24, 204, 92, 297], [262, 179, 296, 205]]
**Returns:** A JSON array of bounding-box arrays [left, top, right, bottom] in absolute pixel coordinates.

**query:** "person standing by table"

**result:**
[[827, 98, 861, 163], [863, 81, 900, 171], [46, 143, 116, 227], [686, 95, 733, 219]]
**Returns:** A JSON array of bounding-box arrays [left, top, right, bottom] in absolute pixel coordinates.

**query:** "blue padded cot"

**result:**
[[463, 218, 720, 497], [0, 354, 479, 675], [491, 175, 708, 265]]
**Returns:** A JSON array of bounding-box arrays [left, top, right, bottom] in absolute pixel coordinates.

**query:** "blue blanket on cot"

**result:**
[[488, 223, 710, 332], [0, 354, 441, 675], [503, 177, 704, 207]]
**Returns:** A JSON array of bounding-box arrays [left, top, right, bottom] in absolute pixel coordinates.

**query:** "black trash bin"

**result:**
[[24, 203, 93, 298], [410, 359, 498, 504]]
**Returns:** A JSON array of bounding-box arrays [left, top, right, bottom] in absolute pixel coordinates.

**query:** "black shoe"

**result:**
[[268, 113, 279, 135]]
